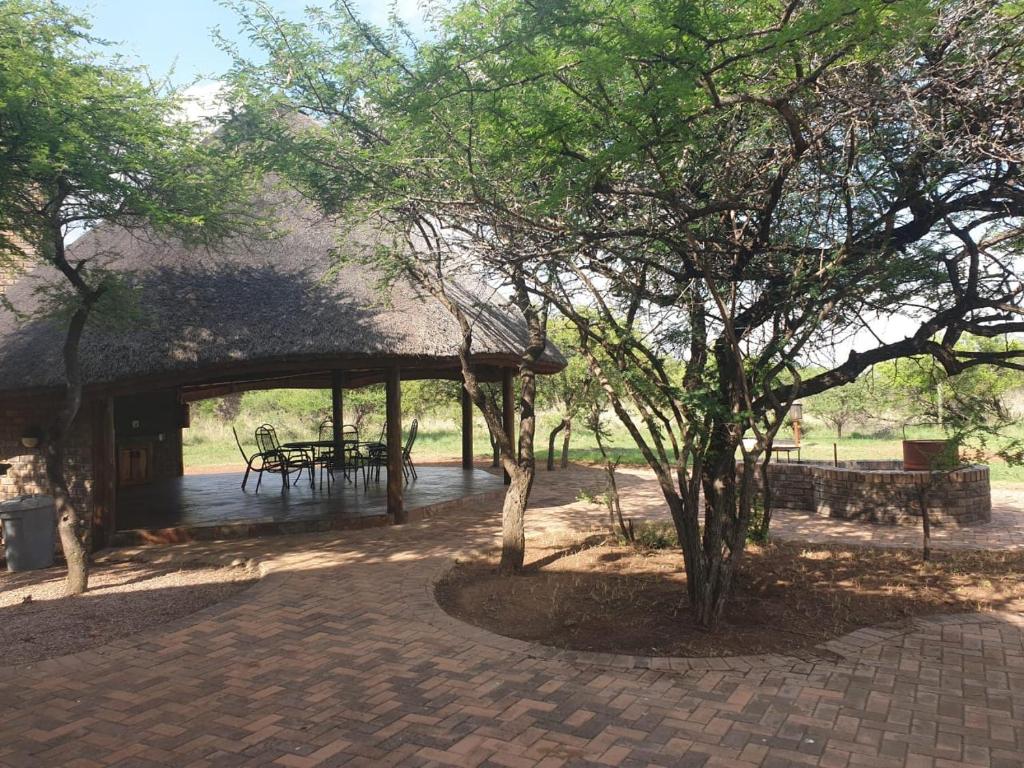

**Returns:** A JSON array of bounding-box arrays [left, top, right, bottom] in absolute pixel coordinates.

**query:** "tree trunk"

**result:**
[[560, 420, 571, 469], [756, 448, 774, 539], [45, 441, 89, 594], [423, 270, 545, 576], [498, 465, 531, 572], [918, 480, 932, 562], [546, 418, 568, 470], [489, 427, 500, 468], [47, 304, 94, 595], [836, 422, 843, 439], [594, 423, 631, 541]]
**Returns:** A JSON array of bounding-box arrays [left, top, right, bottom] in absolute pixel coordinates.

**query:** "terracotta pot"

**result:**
[[902, 439, 958, 471]]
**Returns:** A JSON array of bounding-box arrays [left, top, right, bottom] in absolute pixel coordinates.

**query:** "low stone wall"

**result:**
[[749, 460, 991, 527]]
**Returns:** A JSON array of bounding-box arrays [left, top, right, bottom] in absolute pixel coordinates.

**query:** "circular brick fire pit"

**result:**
[[761, 460, 991, 527]]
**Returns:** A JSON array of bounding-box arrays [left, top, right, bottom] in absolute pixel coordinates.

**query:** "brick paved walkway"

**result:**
[[1, 466, 1022, 767]]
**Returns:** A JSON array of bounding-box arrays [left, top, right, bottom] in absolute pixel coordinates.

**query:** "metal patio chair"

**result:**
[[363, 418, 418, 486], [320, 419, 368, 491], [402, 418, 419, 481], [254, 424, 314, 490]]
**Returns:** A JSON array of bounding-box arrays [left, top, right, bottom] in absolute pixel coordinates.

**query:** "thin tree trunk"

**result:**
[[46, 304, 93, 595], [757, 448, 774, 539], [546, 418, 568, 470], [499, 466, 531, 572], [594, 422, 631, 541], [560, 420, 571, 469], [415, 263, 545, 575], [918, 480, 932, 562]]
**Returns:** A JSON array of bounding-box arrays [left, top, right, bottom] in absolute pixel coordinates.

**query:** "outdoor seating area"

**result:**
[[112, 464, 504, 546], [233, 419, 419, 494]]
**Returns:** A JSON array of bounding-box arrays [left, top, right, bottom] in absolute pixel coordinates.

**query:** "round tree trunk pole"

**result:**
[[461, 384, 473, 471], [386, 366, 405, 523], [502, 368, 514, 485]]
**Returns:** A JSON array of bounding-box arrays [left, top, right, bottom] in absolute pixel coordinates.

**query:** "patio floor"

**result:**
[[113, 466, 506, 546], [2, 465, 1022, 767]]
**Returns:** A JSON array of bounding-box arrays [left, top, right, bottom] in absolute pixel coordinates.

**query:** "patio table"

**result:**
[[283, 439, 384, 487], [771, 444, 801, 463]]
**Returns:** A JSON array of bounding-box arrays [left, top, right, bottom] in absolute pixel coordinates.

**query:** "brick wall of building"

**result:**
[[0, 398, 94, 514], [114, 391, 185, 483]]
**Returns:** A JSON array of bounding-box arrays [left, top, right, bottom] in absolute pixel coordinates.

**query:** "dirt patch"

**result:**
[[436, 535, 1024, 658], [0, 558, 257, 666]]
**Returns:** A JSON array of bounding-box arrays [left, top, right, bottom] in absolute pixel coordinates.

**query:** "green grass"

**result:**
[[183, 390, 1024, 486]]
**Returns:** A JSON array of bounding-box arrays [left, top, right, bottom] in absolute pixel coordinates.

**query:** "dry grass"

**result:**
[[436, 536, 1024, 658]]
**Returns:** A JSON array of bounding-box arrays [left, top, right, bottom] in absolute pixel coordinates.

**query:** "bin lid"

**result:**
[[0, 495, 55, 515]]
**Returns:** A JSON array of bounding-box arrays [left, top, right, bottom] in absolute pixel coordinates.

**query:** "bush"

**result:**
[[629, 522, 678, 550]]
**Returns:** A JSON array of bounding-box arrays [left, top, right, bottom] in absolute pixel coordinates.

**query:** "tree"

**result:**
[[225, 1, 554, 574], [0, 0, 262, 594], [538, 317, 599, 470], [874, 335, 1024, 432], [226, 0, 1024, 625], [807, 376, 872, 439]]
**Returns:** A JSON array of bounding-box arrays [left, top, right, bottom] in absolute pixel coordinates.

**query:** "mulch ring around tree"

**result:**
[[0, 556, 259, 666], [436, 527, 1024, 659]]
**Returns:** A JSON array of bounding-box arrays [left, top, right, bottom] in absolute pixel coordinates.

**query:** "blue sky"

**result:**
[[65, 0, 424, 84]]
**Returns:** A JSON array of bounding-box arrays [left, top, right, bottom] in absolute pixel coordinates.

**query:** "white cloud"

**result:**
[[178, 80, 229, 123]]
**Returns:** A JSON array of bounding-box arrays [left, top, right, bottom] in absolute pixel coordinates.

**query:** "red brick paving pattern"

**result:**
[[1, 466, 1021, 767]]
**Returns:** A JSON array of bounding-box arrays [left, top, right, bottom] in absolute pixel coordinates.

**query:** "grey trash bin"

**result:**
[[1, 495, 56, 572]]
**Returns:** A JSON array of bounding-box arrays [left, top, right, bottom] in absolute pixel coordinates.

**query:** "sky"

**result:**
[[64, 0, 427, 85]]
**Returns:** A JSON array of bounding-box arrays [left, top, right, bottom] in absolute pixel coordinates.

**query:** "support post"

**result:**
[[502, 367, 515, 485], [461, 384, 474, 471], [386, 366, 405, 522], [332, 370, 345, 479]]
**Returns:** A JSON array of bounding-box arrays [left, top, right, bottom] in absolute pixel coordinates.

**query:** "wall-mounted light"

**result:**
[[20, 427, 41, 449]]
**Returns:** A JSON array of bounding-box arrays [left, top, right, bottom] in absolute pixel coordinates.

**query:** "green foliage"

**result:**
[[746, 505, 770, 545], [1, 0, 265, 318], [628, 523, 678, 550], [871, 336, 1024, 431], [537, 316, 598, 416], [805, 377, 873, 439], [222, 0, 1024, 624]]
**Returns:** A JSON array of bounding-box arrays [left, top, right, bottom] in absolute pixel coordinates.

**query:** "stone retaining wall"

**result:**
[[747, 461, 991, 527]]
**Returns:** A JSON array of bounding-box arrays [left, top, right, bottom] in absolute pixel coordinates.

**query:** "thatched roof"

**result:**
[[0, 184, 564, 399]]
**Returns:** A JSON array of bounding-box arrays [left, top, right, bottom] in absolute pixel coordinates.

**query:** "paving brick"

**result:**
[[1, 465, 1022, 767]]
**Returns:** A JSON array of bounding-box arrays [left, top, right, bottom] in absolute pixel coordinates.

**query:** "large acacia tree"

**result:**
[[227, 0, 1024, 623], [225, 0, 560, 573], [1, 0, 262, 593]]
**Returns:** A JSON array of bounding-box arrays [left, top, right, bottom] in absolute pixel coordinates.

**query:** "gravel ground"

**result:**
[[0, 558, 257, 666]]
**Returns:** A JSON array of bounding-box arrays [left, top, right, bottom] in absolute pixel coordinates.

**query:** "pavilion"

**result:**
[[0, 185, 564, 548]]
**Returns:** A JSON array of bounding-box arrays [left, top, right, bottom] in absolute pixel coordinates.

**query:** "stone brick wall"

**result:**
[[747, 460, 991, 527], [747, 462, 815, 510], [0, 398, 94, 515], [813, 464, 990, 526]]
